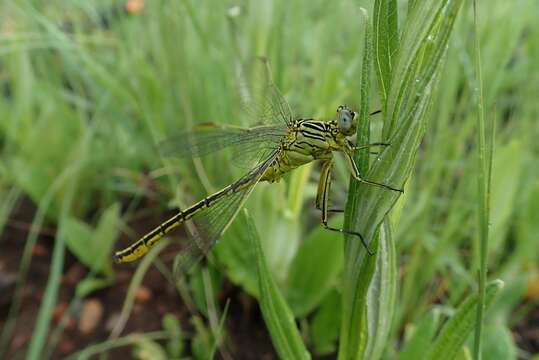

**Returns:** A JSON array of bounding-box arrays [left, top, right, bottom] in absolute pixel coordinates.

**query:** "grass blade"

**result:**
[[364, 221, 396, 359], [26, 226, 65, 360], [247, 209, 310, 360], [65, 331, 170, 360], [471, 1, 492, 359], [340, 1, 463, 359], [397, 308, 441, 360], [373, 0, 399, 110], [109, 238, 171, 339], [425, 280, 504, 360], [339, 9, 374, 359]]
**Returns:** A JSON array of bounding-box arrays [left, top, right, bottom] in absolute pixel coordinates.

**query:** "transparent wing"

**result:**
[[172, 152, 277, 277], [237, 57, 294, 126], [160, 123, 286, 168]]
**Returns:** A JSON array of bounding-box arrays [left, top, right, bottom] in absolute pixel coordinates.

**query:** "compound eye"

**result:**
[[338, 109, 353, 132]]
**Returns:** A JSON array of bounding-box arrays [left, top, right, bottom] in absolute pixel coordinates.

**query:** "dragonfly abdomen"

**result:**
[[113, 165, 263, 263]]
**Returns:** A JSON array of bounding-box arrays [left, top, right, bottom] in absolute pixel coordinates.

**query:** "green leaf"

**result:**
[[75, 276, 115, 298], [286, 217, 344, 317], [397, 308, 441, 360], [27, 223, 65, 360], [187, 265, 221, 317], [92, 203, 121, 274], [340, 2, 464, 359], [373, 0, 399, 109], [425, 280, 504, 360], [489, 140, 523, 252], [63, 217, 94, 264], [311, 290, 341, 356], [133, 336, 168, 360], [339, 10, 375, 360], [191, 316, 214, 360], [63, 203, 120, 274], [247, 209, 310, 360], [364, 221, 397, 360], [213, 211, 258, 296], [339, 234, 380, 360], [162, 313, 184, 358], [479, 324, 517, 360]]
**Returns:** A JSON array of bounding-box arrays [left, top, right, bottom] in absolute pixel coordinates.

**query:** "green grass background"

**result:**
[[0, 0, 538, 359]]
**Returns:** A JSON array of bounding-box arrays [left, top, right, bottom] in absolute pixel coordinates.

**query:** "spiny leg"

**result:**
[[316, 160, 374, 255], [315, 159, 333, 212], [353, 142, 390, 151], [344, 151, 404, 193]]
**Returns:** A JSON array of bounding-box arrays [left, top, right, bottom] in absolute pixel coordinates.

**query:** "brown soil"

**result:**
[[0, 198, 277, 359]]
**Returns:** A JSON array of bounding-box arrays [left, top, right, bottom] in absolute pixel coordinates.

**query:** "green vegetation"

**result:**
[[0, 0, 537, 359]]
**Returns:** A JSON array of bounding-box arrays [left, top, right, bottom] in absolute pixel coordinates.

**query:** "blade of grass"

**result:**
[[26, 224, 65, 360], [384, 0, 453, 138], [0, 161, 83, 358], [340, 1, 463, 359], [64, 331, 170, 360], [425, 280, 504, 360], [397, 308, 441, 360], [247, 209, 310, 360], [364, 220, 397, 359], [339, 9, 377, 359], [472, 1, 492, 359], [0, 187, 20, 242], [109, 238, 171, 339], [373, 0, 399, 111]]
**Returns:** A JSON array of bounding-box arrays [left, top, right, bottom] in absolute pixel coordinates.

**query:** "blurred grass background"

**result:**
[[0, 0, 538, 359]]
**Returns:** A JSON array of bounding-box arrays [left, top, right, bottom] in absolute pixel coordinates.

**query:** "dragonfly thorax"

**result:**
[[260, 112, 356, 183]]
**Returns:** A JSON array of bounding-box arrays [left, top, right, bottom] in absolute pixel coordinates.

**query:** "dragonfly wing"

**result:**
[[238, 57, 294, 126], [160, 123, 286, 164], [172, 151, 277, 277]]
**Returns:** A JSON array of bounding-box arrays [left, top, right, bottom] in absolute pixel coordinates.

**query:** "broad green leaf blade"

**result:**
[[63, 216, 94, 265], [133, 337, 168, 360], [340, 234, 380, 360], [247, 209, 310, 360], [162, 313, 185, 358], [364, 221, 397, 360], [346, 0, 465, 299], [92, 203, 121, 275], [340, 1, 463, 359], [425, 280, 504, 360], [373, 0, 399, 109], [286, 218, 344, 318], [311, 290, 341, 356], [63, 203, 120, 274], [397, 309, 441, 360], [339, 10, 375, 360], [213, 211, 259, 296], [488, 140, 523, 255], [479, 325, 517, 360], [385, 0, 462, 138]]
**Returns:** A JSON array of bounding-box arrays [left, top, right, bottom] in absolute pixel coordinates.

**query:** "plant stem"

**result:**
[[472, 0, 490, 359]]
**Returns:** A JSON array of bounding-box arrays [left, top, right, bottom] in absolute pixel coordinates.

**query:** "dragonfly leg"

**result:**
[[315, 160, 333, 211], [345, 152, 404, 193], [353, 142, 390, 151], [317, 159, 374, 255]]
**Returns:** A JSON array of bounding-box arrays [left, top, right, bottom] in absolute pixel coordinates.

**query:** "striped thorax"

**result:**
[[260, 105, 357, 183]]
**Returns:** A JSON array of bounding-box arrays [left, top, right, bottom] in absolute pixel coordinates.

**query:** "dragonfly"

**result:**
[[113, 61, 402, 273]]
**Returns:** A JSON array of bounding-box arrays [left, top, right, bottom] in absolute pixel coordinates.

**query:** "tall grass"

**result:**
[[0, 0, 537, 359]]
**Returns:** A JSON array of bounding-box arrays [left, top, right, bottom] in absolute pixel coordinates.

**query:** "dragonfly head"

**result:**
[[337, 105, 357, 136]]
